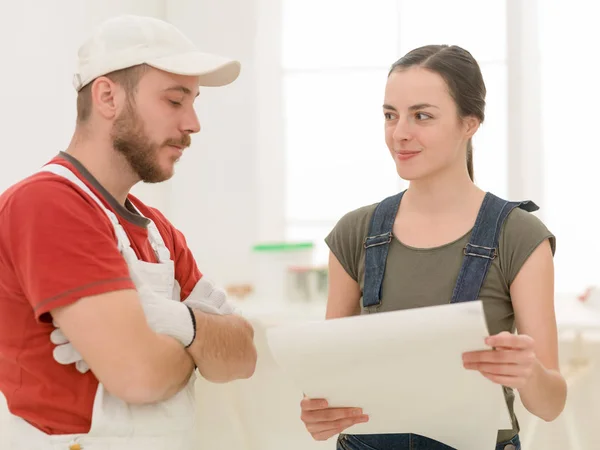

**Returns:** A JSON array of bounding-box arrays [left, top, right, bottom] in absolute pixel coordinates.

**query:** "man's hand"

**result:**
[[187, 310, 257, 383], [183, 277, 237, 315]]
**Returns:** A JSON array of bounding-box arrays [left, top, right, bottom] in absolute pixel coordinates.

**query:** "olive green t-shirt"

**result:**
[[325, 201, 556, 443]]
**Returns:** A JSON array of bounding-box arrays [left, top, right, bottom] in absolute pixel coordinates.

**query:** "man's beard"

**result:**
[[111, 101, 190, 183]]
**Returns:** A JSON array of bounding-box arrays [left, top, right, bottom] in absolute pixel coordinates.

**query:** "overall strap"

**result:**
[[127, 203, 172, 263], [39, 164, 171, 263], [362, 191, 405, 308], [39, 164, 133, 254], [450, 192, 538, 303]]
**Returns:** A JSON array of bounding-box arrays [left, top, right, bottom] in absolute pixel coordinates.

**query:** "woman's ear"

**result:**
[[463, 116, 481, 140]]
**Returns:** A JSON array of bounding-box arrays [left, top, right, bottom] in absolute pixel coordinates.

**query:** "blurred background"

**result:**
[[1, 0, 599, 449]]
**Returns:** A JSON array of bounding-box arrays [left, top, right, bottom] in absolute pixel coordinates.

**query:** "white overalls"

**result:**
[[8, 164, 198, 449]]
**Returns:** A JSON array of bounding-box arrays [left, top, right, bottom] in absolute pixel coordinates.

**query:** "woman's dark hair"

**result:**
[[388, 45, 486, 181]]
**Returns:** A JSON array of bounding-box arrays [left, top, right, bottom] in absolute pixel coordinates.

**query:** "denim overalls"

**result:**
[[337, 190, 538, 450]]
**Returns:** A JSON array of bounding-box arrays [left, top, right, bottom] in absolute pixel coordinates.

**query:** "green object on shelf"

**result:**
[[252, 242, 314, 252]]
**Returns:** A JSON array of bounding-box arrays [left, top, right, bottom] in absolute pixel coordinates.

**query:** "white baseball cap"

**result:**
[[73, 15, 241, 91]]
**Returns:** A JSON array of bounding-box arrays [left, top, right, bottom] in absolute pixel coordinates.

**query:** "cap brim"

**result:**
[[147, 51, 241, 87]]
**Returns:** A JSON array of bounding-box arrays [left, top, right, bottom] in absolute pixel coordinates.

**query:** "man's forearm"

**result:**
[[110, 332, 196, 405], [187, 312, 257, 383], [50, 290, 197, 406], [139, 333, 196, 402]]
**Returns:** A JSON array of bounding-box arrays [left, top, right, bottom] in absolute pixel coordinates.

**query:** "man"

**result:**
[[0, 14, 257, 449]]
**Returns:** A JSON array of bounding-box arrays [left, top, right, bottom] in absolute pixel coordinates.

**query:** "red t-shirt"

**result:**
[[0, 153, 202, 434]]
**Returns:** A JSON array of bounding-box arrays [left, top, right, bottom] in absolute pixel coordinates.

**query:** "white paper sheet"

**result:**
[[266, 300, 512, 450]]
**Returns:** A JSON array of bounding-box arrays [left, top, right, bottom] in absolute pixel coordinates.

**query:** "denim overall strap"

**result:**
[[450, 192, 539, 303], [362, 191, 405, 308]]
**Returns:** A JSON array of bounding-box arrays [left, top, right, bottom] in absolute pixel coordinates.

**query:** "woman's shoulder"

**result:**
[[502, 205, 556, 254], [334, 202, 380, 232], [325, 202, 381, 283], [497, 199, 556, 285]]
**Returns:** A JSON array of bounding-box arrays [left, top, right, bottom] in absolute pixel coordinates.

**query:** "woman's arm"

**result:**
[[463, 239, 567, 422], [325, 251, 362, 319], [510, 238, 567, 421]]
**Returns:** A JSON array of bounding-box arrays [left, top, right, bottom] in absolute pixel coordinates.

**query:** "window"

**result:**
[[539, 1, 600, 293], [282, 1, 508, 264]]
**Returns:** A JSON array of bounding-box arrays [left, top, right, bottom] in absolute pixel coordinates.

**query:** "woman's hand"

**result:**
[[462, 331, 538, 389], [300, 396, 369, 441]]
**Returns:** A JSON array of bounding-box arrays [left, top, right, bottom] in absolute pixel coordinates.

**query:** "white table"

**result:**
[[521, 298, 600, 450]]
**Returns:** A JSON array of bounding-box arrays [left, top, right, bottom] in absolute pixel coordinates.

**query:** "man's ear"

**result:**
[[90, 77, 126, 120]]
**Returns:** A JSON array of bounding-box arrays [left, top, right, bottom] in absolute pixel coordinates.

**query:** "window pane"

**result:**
[[282, 0, 399, 70], [471, 62, 508, 198], [398, 0, 506, 63], [539, 2, 600, 293], [283, 70, 403, 223]]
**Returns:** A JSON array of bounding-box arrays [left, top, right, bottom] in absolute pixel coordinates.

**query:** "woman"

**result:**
[[299, 45, 566, 450]]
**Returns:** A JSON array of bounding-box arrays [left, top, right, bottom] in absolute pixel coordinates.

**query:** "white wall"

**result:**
[[538, 1, 600, 294], [0, 0, 162, 187], [164, 0, 260, 286], [0, 0, 263, 287], [506, 0, 544, 207]]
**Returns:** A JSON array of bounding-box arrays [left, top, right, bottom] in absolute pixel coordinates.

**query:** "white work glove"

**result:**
[[134, 283, 196, 346], [183, 277, 237, 315], [50, 322, 90, 374], [51, 284, 196, 374]]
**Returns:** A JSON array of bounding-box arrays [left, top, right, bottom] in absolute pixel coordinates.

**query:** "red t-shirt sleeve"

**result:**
[[2, 178, 136, 322]]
